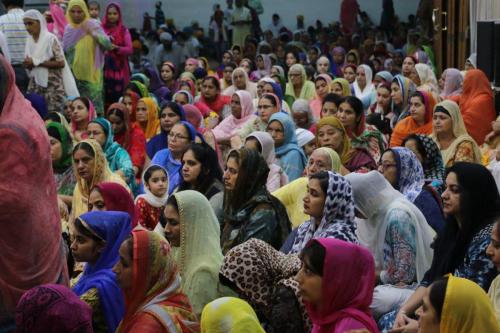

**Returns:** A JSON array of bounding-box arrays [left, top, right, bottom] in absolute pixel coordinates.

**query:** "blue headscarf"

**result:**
[[90, 118, 135, 188], [390, 147, 425, 202], [150, 121, 196, 194], [268, 113, 307, 181], [146, 102, 187, 159], [268, 81, 284, 102], [72, 211, 132, 333]]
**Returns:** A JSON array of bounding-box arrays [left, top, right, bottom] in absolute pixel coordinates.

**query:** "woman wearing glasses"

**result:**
[[150, 121, 197, 194]]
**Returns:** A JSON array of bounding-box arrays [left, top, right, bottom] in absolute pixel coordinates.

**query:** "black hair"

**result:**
[[2, 0, 23, 8], [124, 235, 133, 260], [402, 134, 427, 162], [308, 170, 330, 195], [202, 76, 221, 91], [74, 217, 104, 244], [125, 82, 142, 96], [261, 93, 278, 107], [73, 141, 95, 158], [322, 93, 343, 107], [341, 96, 364, 119], [161, 101, 183, 117], [178, 143, 223, 193], [44, 111, 64, 123], [225, 62, 238, 71], [107, 109, 125, 128], [285, 50, 300, 63], [245, 136, 262, 153], [409, 91, 425, 104], [300, 240, 326, 276], [166, 195, 178, 210], [144, 165, 167, 183], [73, 96, 90, 110], [88, 1, 100, 9], [429, 277, 449, 321]]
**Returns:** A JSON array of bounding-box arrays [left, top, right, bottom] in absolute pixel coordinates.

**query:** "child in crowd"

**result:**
[[135, 164, 169, 230], [88, 1, 101, 21]]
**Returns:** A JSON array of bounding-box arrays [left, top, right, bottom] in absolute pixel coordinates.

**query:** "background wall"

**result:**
[[95, 0, 420, 31]]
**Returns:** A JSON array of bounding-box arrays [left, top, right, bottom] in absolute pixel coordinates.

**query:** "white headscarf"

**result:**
[[352, 64, 375, 101], [346, 171, 435, 282], [23, 10, 79, 96]]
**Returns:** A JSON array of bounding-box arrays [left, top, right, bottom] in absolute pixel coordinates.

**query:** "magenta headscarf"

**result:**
[[305, 238, 378, 333], [212, 90, 257, 141]]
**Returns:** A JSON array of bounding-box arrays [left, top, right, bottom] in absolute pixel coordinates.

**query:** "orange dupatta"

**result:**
[[390, 91, 436, 147]]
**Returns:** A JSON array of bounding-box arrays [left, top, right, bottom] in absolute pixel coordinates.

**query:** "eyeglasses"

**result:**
[[168, 132, 189, 141], [377, 162, 397, 171], [289, 73, 301, 77]]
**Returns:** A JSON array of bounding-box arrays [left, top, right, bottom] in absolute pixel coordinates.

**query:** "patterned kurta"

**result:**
[[27, 40, 65, 113]]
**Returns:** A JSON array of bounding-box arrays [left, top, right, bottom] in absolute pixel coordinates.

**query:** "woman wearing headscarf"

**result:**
[[439, 68, 463, 100], [411, 63, 440, 100], [346, 171, 435, 318], [0, 55, 68, 330], [295, 238, 379, 333], [310, 74, 332, 120], [245, 131, 288, 192], [220, 238, 309, 332], [419, 276, 500, 333], [382, 162, 499, 331], [71, 96, 96, 142], [228, 66, 259, 96], [286, 171, 358, 254], [136, 97, 160, 141], [162, 191, 231, 316], [151, 121, 197, 194], [431, 100, 482, 167], [274, 147, 344, 229], [267, 112, 307, 181], [159, 60, 177, 92], [89, 182, 137, 227], [24, 10, 78, 114], [338, 95, 386, 162], [457, 69, 496, 145], [390, 90, 436, 147], [172, 90, 194, 105], [402, 134, 446, 193], [353, 64, 375, 110], [221, 148, 291, 253], [107, 103, 146, 180], [330, 46, 346, 77], [63, 0, 112, 116], [195, 76, 231, 118], [102, 3, 133, 105], [346, 49, 360, 66], [330, 77, 352, 97], [146, 101, 186, 160], [285, 64, 316, 103], [16, 284, 93, 333], [88, 117, 135, 188], [126, 80, 149, 99], [201, 297, 265, 333], [213, 90, 257, 146], [262, 79, 293, 113], [251, 53, 272, 80], [113, 229, 199, 333], [317, 116, 377, 172], [390, 75, 417, 128], [71, 139, 129, 219], [47, 122, 76, 197], [70, 211, 132, 333], [380, 147, 446, 233]]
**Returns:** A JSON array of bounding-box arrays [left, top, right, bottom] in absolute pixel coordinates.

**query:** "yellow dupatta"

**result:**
[[201, 297, 265, 333], [138, 97, 160, 140], [66, 0, 102, 84], [441, 275, 500, 333], [71, 139, 129, 218]]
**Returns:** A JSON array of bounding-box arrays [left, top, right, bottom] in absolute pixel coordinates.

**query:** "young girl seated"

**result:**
[[135, 165, 169, 230]]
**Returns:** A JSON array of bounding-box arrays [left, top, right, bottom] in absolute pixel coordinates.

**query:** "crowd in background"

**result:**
[[1, 0, 500, 332]]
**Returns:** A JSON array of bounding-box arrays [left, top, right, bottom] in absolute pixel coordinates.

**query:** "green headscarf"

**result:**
[[172, 190, 226, 315], [46, 122, 73, 173]]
